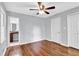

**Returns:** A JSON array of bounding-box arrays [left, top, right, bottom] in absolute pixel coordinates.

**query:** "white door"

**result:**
[[51, 17, 61, 43], [1, 13, 5, 43], [67, 13, 79, 49]]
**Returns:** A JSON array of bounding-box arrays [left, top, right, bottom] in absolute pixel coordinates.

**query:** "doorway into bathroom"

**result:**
[[8, 17, 20, 46]]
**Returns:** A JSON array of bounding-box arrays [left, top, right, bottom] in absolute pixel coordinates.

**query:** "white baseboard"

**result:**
[[60, 43, 69, 47], [9, 39, 45, 47], [47, 39, 69, 47], [5, 39, 68, 47], [19, 39, 45, 46]]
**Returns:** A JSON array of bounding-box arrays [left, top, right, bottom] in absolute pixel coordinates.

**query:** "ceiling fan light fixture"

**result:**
[[39, 10, 44, 14], [29, 2, 55, 15]]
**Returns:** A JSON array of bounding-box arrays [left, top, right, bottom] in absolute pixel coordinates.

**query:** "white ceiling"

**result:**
[[3, 2, 79, 18]]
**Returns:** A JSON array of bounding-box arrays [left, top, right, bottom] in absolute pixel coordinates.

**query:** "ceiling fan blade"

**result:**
[[29, 9, 38, 10], [42, 5, 45, 10], [38, 2, 42, 6], [44, 11, 50, 14], [45, 6, 55, 10], [37, 2, 42, 10], [36, 12, 39, 15]]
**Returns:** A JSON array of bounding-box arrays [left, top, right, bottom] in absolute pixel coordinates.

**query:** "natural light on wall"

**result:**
[[32, 26, 42, 41], [31, 26, 42, 52]]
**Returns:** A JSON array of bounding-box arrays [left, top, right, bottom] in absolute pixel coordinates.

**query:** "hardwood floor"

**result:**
[[5, 40, 79, 56]]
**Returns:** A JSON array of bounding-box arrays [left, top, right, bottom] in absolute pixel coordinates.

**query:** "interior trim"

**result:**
[[9, 39, 45, 47], [46, 39, 69, 47], [3, 48, 7, 56]]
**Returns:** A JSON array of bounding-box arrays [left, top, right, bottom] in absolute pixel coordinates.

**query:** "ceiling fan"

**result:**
[[29, 2, 55, 15]]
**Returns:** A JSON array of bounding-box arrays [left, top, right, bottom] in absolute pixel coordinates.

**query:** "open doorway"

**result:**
[[8, 17, 20, 46]]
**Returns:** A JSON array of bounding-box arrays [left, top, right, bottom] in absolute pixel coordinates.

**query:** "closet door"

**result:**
[[67, 13, 78, 49], [51, 17, 61, 43], [0, 12, 5, 43]]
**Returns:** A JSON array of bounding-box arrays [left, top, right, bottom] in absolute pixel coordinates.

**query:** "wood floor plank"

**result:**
[[5, 40, 79, 56]]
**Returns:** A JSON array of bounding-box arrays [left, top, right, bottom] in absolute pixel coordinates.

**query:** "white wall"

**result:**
[[0, 2, 8, 56], [67, 12, 79, 49], [7, 6, 79, 49], [7, 11, 46, 43], [44, 18, 51, 40], [49, 6, 79, 48], [50, 16, 68, 46], [51, 17, 62, 44]]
